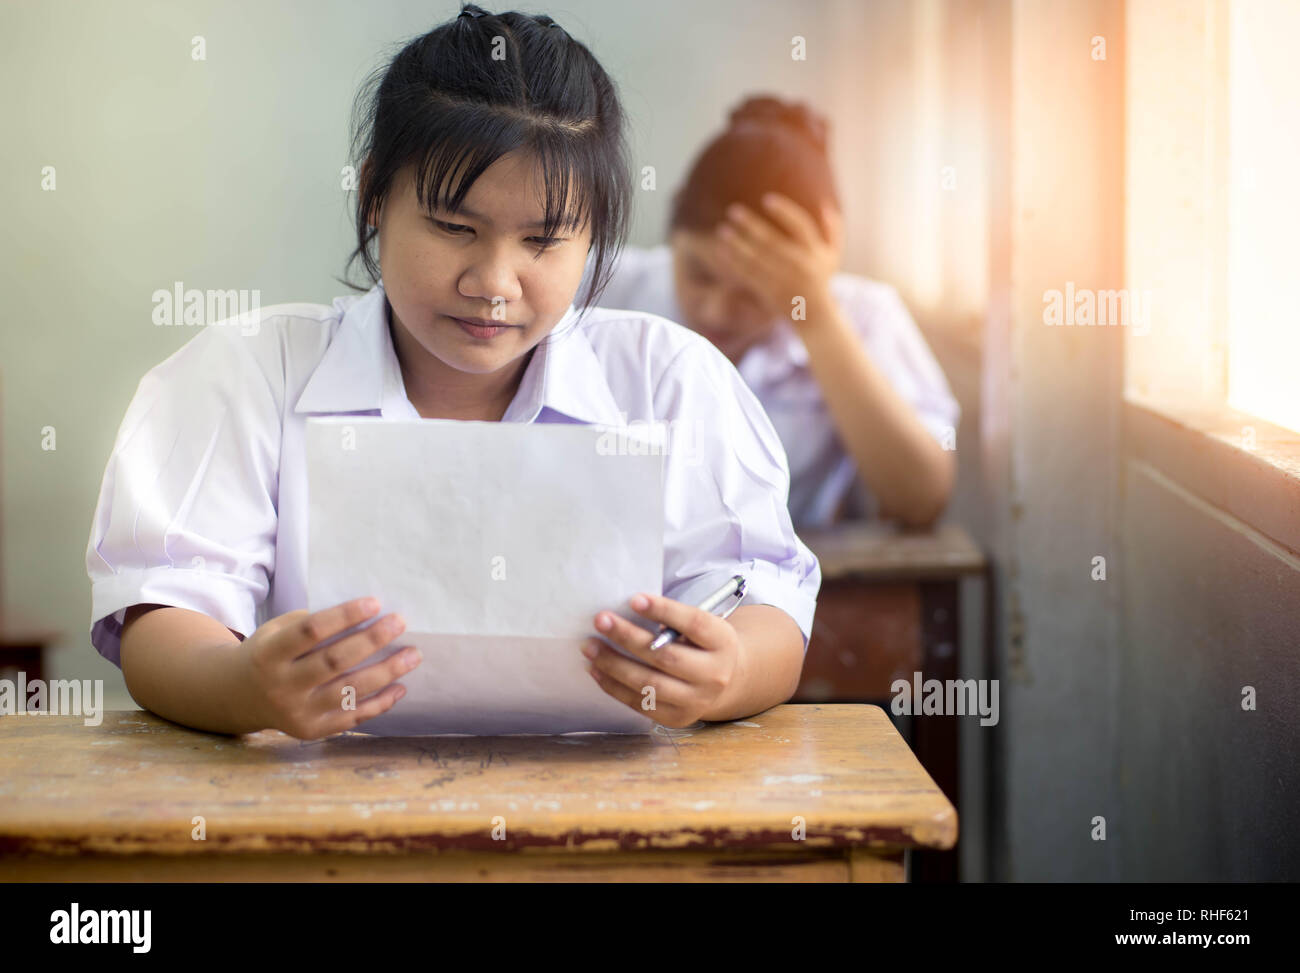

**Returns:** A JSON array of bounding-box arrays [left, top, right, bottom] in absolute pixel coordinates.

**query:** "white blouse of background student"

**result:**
[[85, 282, 821, 666], [593, 245, 961, 528]]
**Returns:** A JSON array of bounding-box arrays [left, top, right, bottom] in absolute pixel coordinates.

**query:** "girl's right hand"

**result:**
[[239, 597, 421, 740]]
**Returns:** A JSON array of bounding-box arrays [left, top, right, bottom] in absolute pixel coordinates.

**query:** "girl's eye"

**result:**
[[528, 236, 563, 251], [432, 219, 472, 235]]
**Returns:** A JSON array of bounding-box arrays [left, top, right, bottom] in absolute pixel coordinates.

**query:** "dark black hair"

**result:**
[[669, 95, 839, 239], [343, 4, 632, 311]]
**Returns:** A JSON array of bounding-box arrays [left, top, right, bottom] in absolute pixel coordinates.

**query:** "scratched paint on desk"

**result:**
[[0, 708, 958, 855]]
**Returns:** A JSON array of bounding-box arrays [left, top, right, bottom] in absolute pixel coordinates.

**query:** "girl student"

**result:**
[[85, 6, 820, 741], [594, 96, 960, 529]]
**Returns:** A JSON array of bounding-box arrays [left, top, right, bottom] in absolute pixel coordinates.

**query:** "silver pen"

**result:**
[[648, 574, 747, 650]]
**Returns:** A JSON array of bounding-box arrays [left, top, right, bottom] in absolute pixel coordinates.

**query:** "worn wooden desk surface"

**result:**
[[799, 522, 986, 581], [0, 705, 955, 882]]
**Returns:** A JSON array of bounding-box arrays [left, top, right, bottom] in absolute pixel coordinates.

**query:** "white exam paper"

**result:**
[[305, 417, 664, 735]]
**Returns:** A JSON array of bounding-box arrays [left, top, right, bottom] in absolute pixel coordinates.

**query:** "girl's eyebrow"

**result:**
[[436, 203, 550, 231]]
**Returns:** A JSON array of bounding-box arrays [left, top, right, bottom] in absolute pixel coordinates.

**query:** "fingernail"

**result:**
[[727, 203, 745, 219], [363, 597, 380, 613], [403, 648, 422, 667], [631, 594, 650, 611], [717, 223, 735, 238], [595, 614, 612, 631], [581, 641, 598, 659]]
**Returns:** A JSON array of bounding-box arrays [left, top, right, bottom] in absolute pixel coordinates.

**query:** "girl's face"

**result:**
[[374, 152, 592, 378], [669, 229, 776, 364]]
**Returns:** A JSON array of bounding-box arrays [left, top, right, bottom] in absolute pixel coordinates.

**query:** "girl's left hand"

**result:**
[[583, 592, 740, 728], [714, 193, 843, 327]]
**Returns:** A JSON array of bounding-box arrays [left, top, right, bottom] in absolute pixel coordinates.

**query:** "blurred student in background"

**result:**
[[597, 96, 959, 528]]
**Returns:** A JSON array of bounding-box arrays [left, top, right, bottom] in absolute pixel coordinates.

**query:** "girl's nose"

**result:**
[[458, 247, 524, 304]]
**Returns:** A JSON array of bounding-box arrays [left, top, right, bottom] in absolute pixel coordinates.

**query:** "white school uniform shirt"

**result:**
[[592, 245, 960, 527], [85, 280, 821, 667]]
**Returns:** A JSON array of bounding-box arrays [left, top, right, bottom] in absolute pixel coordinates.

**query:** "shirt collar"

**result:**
[[772, 318, 810, 367], [293, 283, 395, 415], [499, 307, 626, 424], [737, 317, 809, 387], [294, 281, 625, 425]]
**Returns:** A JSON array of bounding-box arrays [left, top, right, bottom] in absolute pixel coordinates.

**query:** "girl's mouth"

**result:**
[[449, 316, 514, 340]]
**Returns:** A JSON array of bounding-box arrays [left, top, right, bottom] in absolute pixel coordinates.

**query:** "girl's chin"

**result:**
[[440, 340, 533, 375], [442, 351, 518, 375]]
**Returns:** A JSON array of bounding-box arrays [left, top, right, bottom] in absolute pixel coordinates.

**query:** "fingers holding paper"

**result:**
[[242, 597, 422, 740], [585, 592, 741, 728]]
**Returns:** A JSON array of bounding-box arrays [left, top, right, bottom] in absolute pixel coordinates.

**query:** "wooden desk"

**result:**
[[794, 523, 986, 882], [0, 705, 955, 882]]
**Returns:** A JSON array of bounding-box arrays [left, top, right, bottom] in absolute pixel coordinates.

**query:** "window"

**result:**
[[1126, 0, 1300, 436], [1225, 0, 1300, 433]]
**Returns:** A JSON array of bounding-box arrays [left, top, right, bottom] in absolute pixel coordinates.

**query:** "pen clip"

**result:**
[[717, 582, 747, 620]]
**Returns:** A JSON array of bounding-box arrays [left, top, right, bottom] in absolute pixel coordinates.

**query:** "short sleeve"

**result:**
[[85, 325, 283, 667], [653, 337, 822, 650]]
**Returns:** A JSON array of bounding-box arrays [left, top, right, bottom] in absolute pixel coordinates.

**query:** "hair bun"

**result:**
[[728, 96, 829, 153]]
